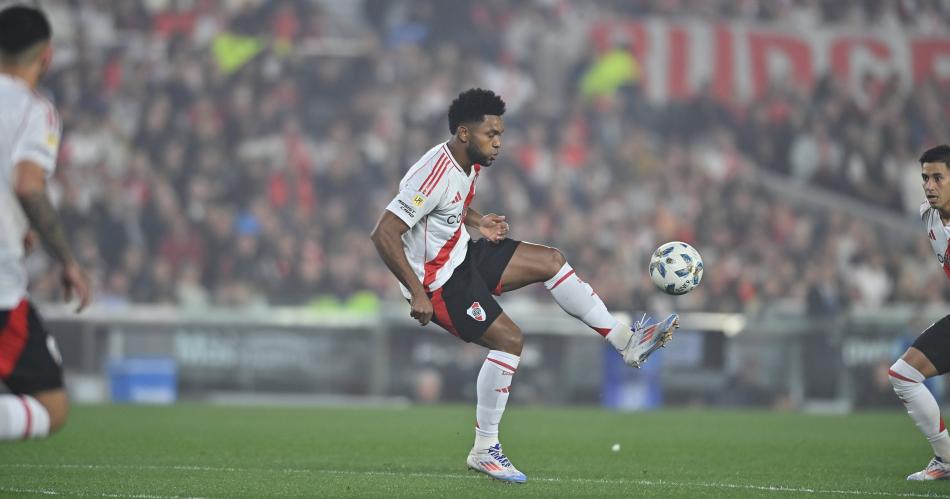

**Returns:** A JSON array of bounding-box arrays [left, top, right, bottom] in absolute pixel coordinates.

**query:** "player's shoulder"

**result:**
[[26, 90, 60, 130], [412, 143, 449, 170], [402, 143, 453, 194]]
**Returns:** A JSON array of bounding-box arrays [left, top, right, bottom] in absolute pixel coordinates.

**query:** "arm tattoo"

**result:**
[[17, 191, 75, 265]]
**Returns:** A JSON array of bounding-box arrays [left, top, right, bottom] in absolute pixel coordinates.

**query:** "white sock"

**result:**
[[544, 263, 626, 348], [0, 394, 51, 441], [474, 350, 520, 449], [890, 359, 950, 460]]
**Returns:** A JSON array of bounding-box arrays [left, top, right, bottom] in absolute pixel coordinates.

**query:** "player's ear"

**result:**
[[39, 43, 52, 73], [457, 125, 469, 143]]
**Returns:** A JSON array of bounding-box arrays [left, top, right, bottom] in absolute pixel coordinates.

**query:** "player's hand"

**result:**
[[409, 291, 434, 326], [61, 262, 91, 313], [479, 213, 509, 243]]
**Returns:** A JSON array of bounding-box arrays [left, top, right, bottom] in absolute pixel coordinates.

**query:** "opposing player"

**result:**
[[371, 88, 678, 483], [890, 144, 950, 480], [0, 5, 91, 441]]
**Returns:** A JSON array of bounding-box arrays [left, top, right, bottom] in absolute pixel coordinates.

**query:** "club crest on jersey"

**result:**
[[467, 301, 485, 322], [412, 194, 426, 207]]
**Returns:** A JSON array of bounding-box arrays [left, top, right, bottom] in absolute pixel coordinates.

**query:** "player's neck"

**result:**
[[0, 66, 40, 89], [446, 139, 473, 175]]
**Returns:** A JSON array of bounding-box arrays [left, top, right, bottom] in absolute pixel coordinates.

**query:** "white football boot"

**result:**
[[618, 313, 679, 368], [907, 456, 950, 481], [466, 443, 527, 484]]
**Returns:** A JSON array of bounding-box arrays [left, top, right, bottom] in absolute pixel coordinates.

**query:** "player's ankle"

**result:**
[[474, 430, 499, 450], [605, 324, 631, 350]]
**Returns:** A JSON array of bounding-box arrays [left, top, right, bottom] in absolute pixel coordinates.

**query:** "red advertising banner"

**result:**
[[591, 19, 950, 103]]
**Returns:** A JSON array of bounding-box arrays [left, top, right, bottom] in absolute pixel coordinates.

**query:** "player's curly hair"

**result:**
[[448, 88, 506, 134], [920, 145, 950, 166]]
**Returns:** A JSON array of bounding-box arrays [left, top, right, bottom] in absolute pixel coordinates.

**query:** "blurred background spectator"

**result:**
[[19, 0, 950, 319]]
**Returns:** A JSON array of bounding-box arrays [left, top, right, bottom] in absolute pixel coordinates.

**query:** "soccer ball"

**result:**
[[649, 242, 703, 295]]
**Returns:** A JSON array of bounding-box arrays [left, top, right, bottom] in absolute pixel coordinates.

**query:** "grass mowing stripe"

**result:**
[[6, 463, 949, 498]]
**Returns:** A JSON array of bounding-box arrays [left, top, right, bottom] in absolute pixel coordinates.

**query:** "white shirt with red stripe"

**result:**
[[386, 142, 480, 299], [0, 74, 61, 309], [921, 201, 950, 282]]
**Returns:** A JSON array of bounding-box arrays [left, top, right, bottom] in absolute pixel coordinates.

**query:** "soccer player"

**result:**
[[890, 144, 950, 480], [371, 88, 678, 483], [0, 5, 91, 441]]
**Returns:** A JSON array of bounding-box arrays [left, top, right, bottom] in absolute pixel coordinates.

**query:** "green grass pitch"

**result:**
[[1, 404, 949, 498]]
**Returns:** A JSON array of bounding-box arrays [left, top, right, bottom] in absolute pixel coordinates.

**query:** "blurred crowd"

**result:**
[[20, 0, 950, 317]]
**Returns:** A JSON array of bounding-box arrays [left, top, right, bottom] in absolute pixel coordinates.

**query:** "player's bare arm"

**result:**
[[370, 210, 433, 325], [464, 207, 509, 243], [14, 161, 90, 312]]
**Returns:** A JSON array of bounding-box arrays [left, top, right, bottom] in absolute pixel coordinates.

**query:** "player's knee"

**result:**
[[494, 326, 524, 356], [548, 248, 567, 277], [35, 391, 69, 434], [47, 405, 68, 434]]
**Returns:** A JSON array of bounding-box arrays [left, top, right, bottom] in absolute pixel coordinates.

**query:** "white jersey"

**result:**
[[386, 142, 480, 298], [0, 74, 61, 309], [921, 202, 950, 282]]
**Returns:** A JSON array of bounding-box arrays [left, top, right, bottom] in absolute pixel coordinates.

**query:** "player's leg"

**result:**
[[0, 388, 67, 440], [496, 241, 622, 335], [467, 313, 526, 483], [33, 388, 68, 432], [427, 258, 526, 483], [890, 315, 950, 480], [494, 241, 677, 367], [0, 301, 66, 441]]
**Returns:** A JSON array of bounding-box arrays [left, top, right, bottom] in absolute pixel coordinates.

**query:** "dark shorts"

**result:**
[[913, 315, 950, 375], [429, 238, 521, 343], [0, 300, 64, 394]]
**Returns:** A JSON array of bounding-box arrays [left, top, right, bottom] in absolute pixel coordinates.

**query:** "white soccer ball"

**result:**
[[649, 241, 703, 295]]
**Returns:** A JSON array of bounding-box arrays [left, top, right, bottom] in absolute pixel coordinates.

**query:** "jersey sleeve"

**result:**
[[385, 167, 450, 228], [11, 99, 61, 177]]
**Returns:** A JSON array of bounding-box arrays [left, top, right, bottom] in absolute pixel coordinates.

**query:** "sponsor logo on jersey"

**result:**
[[397, 200, 416, 217], [447, 213, 463, 225], [412, 194, 426, 207], [467, 301, 485, 322]]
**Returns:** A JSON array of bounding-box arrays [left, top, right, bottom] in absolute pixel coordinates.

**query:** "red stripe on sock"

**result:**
[[593, 327, 611, 338], [486, 357, 517, 373], [549, 270, 576, 290], [18, 396, 32, 440], [942, 418, 946, 433], [888, 369, 918, 383]]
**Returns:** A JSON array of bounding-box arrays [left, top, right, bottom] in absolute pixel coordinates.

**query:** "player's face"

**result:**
[[922, 162, 950, 209], [463, 115, 504, 166]]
